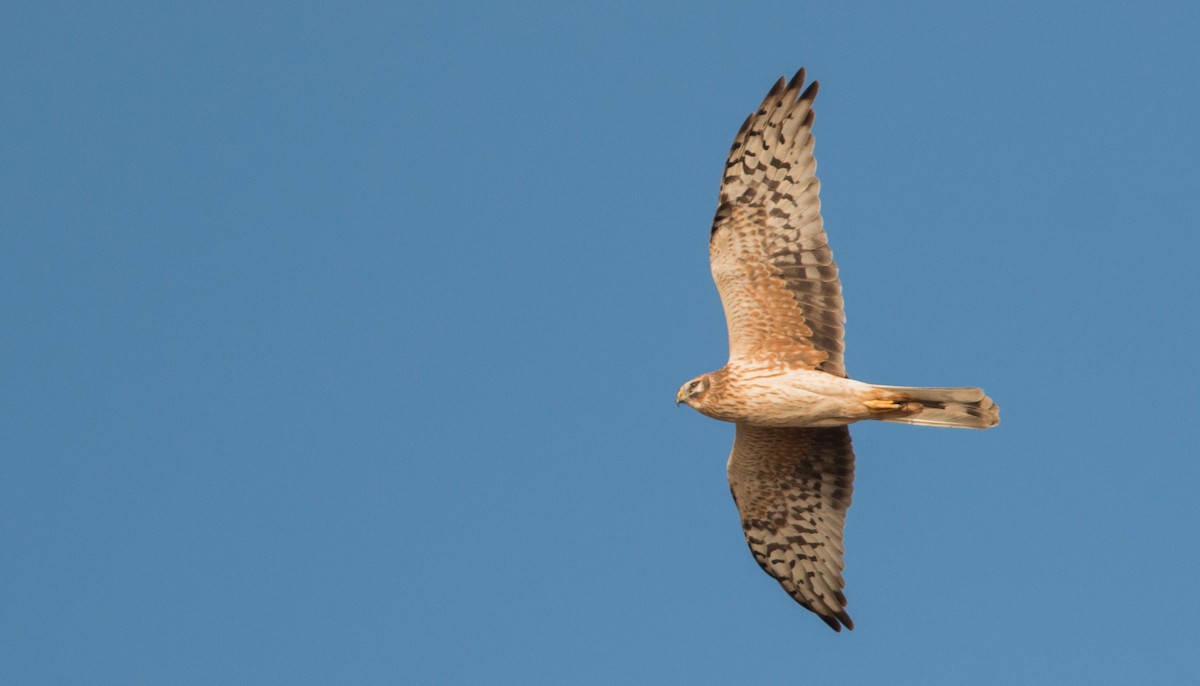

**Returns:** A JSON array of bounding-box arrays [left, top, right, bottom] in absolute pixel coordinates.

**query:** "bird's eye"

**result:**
[[690, 381, 700, 391]]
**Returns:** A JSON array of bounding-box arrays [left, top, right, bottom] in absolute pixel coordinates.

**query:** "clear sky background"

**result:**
[[4, 1, 1199, 684]]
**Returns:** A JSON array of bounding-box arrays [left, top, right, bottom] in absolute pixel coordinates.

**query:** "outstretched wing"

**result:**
[[710, 69, 846, 377], [727, 424, 855, 631]]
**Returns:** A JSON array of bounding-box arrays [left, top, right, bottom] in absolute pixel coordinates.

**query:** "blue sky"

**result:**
[[3, 1, 1199, 683]]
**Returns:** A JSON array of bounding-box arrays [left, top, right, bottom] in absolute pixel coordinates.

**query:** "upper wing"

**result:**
[[710, 70, 846, 376], [728, 424, 855, 631]]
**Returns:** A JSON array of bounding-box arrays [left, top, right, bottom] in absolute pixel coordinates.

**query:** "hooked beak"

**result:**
[[675, 389, 686, 406]]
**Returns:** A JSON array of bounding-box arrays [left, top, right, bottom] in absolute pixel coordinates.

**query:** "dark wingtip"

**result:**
[[819, 610, 854, 632], [840, 611, 855, 631], [801, 79, 820, 103], [757, 76, 788, 114], [788, 67, 806, 91], [820, 614, 843, 632], [768, 75, 787, 97]]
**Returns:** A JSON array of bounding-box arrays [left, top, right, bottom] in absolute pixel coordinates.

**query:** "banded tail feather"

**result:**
[[872, 385, 1000, 429]]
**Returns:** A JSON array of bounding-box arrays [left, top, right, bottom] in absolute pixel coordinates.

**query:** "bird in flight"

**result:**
[[676, 69, 999, 631]]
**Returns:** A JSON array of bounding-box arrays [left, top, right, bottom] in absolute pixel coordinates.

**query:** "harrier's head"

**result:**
[[676, 374, 712, 410]]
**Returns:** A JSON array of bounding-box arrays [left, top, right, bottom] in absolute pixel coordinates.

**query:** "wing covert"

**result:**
[[710, 69, 846, 376], [727, 424, 855, 631]]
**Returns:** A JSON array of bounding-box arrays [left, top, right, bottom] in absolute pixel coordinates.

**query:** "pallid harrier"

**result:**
[[676, 69, 999, 631]]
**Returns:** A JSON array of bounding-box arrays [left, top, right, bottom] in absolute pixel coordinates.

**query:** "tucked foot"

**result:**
[[863, 399, 926, 419], [862, 400, 902, 411]]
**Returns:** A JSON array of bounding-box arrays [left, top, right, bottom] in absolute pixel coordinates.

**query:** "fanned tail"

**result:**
[[871, 385, 1000, 429]]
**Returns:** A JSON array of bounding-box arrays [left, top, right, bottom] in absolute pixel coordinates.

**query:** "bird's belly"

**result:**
[[739, 391, 866, 427], [711, 369, 873, 427]]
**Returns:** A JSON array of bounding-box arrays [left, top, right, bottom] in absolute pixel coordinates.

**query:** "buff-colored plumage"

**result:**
[[677, 70, 999, 632]]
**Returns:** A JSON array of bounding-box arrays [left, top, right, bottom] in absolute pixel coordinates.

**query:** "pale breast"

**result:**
[[705, 364, 875, 427]]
